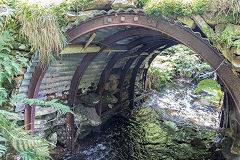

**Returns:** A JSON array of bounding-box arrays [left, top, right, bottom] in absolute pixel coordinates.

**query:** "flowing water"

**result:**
[[63, 82, 224, 160]]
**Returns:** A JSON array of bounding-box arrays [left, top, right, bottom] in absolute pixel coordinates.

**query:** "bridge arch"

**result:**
[[66, 11, 240, 119], [19, 10, 240, 134]]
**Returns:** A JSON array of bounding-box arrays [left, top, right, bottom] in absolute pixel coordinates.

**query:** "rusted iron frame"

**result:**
[[142, 53, 158, 89], [98, 28, 172, 52], [65, 28, 166, 148], [128, 44, 165, 108], [66, 52, 98, 150], [92, 28, 173, 115], [128, 44, 175, 109], [118, 42, 175, 106], [26, 16, 155, 134], [126, 36, 176, 50], [67, 29, 167, 110], [68, 21, 167, 44], [21, 11, 240, 146], [96, 36, 174, 95], [65, 31, 154, 149], [68, 53, 99, 105], [67, 12, 240, 121], [141, 42, 177, 89], [96, 40, 167, 115], [96, 39, 169, 94], [220, 92, 225, 128], [25, 65, 47, 133], [129, 56, 147, 109], [118, 57, 136, 106], [224, 92, 229, 129]]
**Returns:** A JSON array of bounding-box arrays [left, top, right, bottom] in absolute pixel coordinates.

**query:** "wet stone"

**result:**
[[47, 132, 58, 149], [74, 103, 101, 126], [79, 93, 100, 107], [54, 125, 68, 146], [102, 92, 118, 104]]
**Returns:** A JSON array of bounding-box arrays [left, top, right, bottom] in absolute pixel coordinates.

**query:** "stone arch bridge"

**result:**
[[17, 9, 240, 153]]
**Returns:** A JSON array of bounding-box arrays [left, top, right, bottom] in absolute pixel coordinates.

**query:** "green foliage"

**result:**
[[148, 63, 174, 90], [52, 2, 70, 27], [69, 0, 93, 12], [0, 109, 51, 159], [0, 52, 27, 83], [11, 94, 74, 115], [195, 78, 223, 101], [143, 0, 210, 18], [191, 0, 211, 14], [0, 93, 73, 159], [0, 10, 28, 106], [0, 144, 7, 158], [143, 0, 240, 28], [206, 0, 240, 24], [147, 45, 211, 91], [0, 87, 8, 106], [217, 24, 240, 49], [170, 46, 211, 79], [137, 0, 150, 7]]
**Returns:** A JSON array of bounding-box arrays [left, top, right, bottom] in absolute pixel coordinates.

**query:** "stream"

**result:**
[[63, 81, 224, 160]]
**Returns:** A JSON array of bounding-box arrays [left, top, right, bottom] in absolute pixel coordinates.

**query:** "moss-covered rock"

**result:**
[[74, 103, 101, 126], [177, 17, 196, 29], [85, 0, 112, 10], [202, 12, 217, 27], [111, 0, 136, 10]]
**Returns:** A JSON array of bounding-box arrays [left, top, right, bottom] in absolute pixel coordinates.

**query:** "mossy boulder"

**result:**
[[74, 103, 101, 126], [111, 0, 136, 10], [85, 0, 112, 11], [202, 13, 217, 27]]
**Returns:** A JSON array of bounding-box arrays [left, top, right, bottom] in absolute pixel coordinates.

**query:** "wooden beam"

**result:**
[[60, 45, 128, 54]]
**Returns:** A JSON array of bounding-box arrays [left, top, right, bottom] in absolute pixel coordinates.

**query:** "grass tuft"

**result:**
[[16, 2, 66, 65]]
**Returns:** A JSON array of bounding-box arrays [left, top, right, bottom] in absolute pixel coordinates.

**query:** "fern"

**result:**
[[0, 110, 51, 160], [0, 4, 53, 159], [11, 94, 74, 115], [0, 110, 52, 159], [0, 144, 6, 158], [0, 53, 28, 83], [10, 129, 50, 159], [0, 87, 7, 106], [20, 152, 37, 160], [0, 15, 27, 106], [0, 109, 20, 119], [0, 136, 7, 158]]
